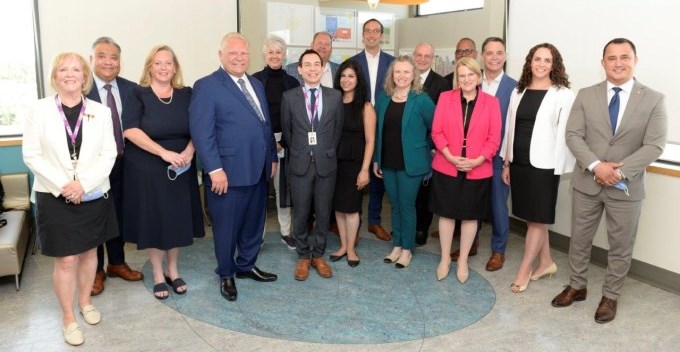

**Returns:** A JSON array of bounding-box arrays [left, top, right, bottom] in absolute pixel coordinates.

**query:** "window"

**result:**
[[417, 0, 484, 16], [0, 0, 40, 137]]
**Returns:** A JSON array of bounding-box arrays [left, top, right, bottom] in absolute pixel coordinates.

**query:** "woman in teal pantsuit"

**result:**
[[373, 55, 435, 269]]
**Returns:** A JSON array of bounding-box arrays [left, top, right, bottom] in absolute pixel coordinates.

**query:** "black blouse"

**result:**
[[382, 100, 406, 169]]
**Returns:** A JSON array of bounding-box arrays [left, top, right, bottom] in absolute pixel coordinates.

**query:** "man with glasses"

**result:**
[[350, 18, 395, 242], [443, 38, 478, 85]]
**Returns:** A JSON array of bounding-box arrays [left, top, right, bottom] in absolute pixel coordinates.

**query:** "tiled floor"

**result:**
[[1, 198, 679, 351]]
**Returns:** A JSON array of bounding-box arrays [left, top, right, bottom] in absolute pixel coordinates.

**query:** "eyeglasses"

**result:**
[[455, 49, 476, 56], [363, 29, 382, 34]]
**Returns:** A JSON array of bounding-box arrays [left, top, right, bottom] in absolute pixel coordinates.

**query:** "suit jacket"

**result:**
[[422, 70, 451, 104], [189, 68, 277, 187], [373, 91, 435, 177], [566, 80, 667, 201], [431, 89, 501, 179], [492, 73, 518, 143], [23, 97, 117, 196], [284, 61, 340, 87], [281, 86, 344, 177], [351, 50, 395, 104], [86, 76, 135, 106], [501, 86, 575, 175]]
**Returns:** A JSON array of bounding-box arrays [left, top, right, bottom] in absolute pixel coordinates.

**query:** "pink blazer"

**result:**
[[431, 89, 501, 179]]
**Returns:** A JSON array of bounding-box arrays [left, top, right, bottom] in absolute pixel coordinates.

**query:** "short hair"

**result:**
[[91, 36, 121, 53], [457, 37, 477, 50], [262, 35, 287, 55], [220, 32, 249, 50], [413, 42, 435, 56], [517, 43, 570, 93], [139, 45, 184, 89], [333, 59, 369, 119], [312, 31, 333, 44], [383, 55, 422, 96], [482, 37, 506, 52], [50, 52, 93, 95], [453, 57, 482, 89], [297, 49, 322, 67], [603, 38, 637, 57], [363, 18, 384, 33]]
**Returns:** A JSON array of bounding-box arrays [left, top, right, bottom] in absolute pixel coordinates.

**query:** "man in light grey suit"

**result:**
[[552, 38, 667, 323], [285, 32, 339, 88], [281, 49, 343, 281]]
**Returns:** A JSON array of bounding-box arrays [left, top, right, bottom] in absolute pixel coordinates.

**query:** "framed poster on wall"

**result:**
[[316, 8, 357, 48], [267, 2, 315, 46]]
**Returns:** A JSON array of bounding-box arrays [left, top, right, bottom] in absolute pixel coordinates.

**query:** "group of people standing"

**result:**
[[22, 17, 666, 346]]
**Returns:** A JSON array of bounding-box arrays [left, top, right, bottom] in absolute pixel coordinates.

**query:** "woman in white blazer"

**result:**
[[500, 43, 575, 293], [23, 53, 118, 346]]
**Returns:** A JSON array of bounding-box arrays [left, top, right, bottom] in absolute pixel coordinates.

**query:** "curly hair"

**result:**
[[516, 43, 570, 92], [334, 59, 369, 120]]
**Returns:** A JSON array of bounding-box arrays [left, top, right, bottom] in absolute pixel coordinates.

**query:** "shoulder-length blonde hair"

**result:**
[[383, 55, 422, 96], [50, 52, 93, 95], [453, 57, 482, 89], [139, 45, 184, 88]]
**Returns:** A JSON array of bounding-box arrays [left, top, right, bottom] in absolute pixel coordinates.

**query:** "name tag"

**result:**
[[308, 132, 317, 145]]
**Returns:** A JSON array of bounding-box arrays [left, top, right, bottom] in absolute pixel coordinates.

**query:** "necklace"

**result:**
[[394, 90, 408, 100], [153, 87, 173, 105]]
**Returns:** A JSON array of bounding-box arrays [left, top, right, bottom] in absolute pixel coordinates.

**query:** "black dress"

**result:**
[[509, 89, 560, 224], [122, 86, 205, 250], [36, 102, 118, 257], [333, 102, 366, 213]]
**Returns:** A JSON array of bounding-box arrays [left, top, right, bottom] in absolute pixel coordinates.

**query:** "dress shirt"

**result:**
[[93, 74, 123, 124], [321, 63, 333, 88], [419, 68, 431, 83], [482, 70, 503, 96], [365, 49, 381, 105], [303, 84, 323, 123], [227, 72, 264, 114]]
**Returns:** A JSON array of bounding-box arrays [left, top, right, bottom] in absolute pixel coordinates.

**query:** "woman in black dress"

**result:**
[[501, 43, 575, 293], [328, 60, 376, 267], [122, 45, 204, 299], [23, 53, 118, 346], [252, 35, 300, 249]]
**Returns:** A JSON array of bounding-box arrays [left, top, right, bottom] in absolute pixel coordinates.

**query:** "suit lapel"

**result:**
[[293, 88, 312, 129], [402, 92, 417, 135], [595, 82, 611, 133], [616, 81, 644, 135], [318, 88, 333, 130], [218, 70, 262, 123]]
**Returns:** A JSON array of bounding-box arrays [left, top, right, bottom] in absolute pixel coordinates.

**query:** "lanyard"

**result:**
[[55, 94, 87, 173], [303, 87, 319, 130]]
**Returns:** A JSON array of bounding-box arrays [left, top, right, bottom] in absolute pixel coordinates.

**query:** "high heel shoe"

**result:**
[[437, 262, 451, 281], [395, 251, 412, 268], [456, 267, 469, 284], [531, 262, 557, 281], [510, 270, 532, 293]]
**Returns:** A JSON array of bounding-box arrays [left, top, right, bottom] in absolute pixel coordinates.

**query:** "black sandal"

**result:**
[[164, 275, 187, 295], [153, 283, 169, 300]]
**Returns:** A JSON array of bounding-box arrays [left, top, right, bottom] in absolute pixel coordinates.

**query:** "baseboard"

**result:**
[[509, 218, 680, 296]]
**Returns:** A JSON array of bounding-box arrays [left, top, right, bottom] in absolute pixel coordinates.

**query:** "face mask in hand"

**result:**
[[167, 164, 191, 181]]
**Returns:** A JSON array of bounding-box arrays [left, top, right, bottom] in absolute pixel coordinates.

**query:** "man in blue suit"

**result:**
[[350, 18, 395, 241], [86, 37, 143, 296], [285, 32, 340, 88], [190, 33, 279, 301]]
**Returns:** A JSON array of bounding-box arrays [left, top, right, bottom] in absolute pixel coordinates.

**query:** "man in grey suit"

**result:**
[[281, 49, 344, 281], [552, 38, 667, 323], [285, 32, 339, 88]]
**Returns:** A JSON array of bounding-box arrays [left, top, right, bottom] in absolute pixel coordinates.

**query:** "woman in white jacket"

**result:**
[[500, 43, 575, 293]]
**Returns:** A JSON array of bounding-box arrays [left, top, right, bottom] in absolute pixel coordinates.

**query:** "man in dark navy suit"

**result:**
[[190, 33, 279, 301], [86, 37, 143, 296]]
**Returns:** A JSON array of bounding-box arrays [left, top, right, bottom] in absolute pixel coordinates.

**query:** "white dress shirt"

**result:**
[[321, 63, 334, 88], [93, 74, 123, 124], [365, 49, 381, 105], [482, 70, 504, 96]]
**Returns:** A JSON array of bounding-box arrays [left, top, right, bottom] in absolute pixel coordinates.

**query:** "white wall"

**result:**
[[38, 0, 237, 93]]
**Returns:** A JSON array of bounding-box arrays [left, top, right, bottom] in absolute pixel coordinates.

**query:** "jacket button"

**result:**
[[609, 142, 614, 146]]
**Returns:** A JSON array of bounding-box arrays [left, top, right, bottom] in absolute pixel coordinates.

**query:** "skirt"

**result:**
[[429, 170, 490, 220], [333, 160, 364, 213], [509, 163, 560, 224], [36, 191, 119, 257]]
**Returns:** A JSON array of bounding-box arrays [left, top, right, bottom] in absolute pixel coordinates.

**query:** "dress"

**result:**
[[122, 85, 205, 250], [509, 89, 560, 224], [333, 102, 366, 213]]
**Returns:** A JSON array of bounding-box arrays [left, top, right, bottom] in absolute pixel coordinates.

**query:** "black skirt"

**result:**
[[333, 160, 364, 213], [36, 191, 119, 257], [509, 163, 560, 224], [429, 170, 490, 220]]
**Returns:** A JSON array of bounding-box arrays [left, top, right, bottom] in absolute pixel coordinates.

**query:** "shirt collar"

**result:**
[[364, 49, 381, 59], [483, 70, 504, 84], [607, 78, 634, 94], [93, 74, 117, 90], [420, 69, 431, 81]]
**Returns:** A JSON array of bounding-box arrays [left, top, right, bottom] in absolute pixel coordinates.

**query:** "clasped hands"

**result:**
[[593, 161, 624, 187], [61, 180, 84, 204], [160, 149, 192, 168], [447, 155, 483, 173]]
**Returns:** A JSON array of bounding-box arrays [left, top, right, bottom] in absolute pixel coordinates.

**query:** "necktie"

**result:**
[[608, 87, 622, 134], [103, 84, 124, 154], [309, 88, 318, 129], [237, 78, 264, 122]]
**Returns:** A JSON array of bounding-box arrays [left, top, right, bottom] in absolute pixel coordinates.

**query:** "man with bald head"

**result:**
[[285, 31, 339, 87], [443, 37, 478, 85]]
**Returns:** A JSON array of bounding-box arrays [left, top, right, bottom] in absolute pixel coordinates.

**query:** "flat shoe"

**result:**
[[79, 304, 101, 325], [347, 254, 360, 267], [165, 275, 187, 294], [153, 283, 169, 300], [63, 322, 84, 346], [329, 252, 347, 262]]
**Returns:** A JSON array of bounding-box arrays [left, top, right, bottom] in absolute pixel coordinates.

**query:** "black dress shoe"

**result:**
[[415, 230, 427, 247], [347, 259, 360, 267], [220, 278, 237, 301], [235, 267, 277, 282]]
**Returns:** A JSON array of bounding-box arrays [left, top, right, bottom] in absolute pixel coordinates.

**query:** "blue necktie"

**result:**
[[237, 78, 264, 122], [608, 87, 622, 134], [309, 88, 318, 129]]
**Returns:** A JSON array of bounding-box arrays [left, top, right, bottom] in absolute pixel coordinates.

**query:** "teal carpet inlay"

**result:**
[[143, 234, 496, 344]]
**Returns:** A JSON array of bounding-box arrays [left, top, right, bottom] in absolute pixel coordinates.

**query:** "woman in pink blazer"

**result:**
[[430, 58, 501, 283]]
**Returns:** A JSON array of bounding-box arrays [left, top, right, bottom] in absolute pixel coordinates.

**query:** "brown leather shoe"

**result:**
[[294, 259, 311, 281], [551, 285, 587, 307], [91, 270, 106, 296], [450, 238, 479, 262], [368, 224, 391, 241], [311, 257, 333, 278], [106, 263, 144, 281], [594, 297, 617, 323], [485, 252, 505, 271], [430, 231, 440, 238]]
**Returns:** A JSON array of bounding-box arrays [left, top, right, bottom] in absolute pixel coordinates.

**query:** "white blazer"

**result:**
[[500, 86, 575, 175], [23, 96, 117, 197]]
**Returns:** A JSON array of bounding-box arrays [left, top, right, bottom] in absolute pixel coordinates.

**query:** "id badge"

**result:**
[[308, 132, 317, 145]]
